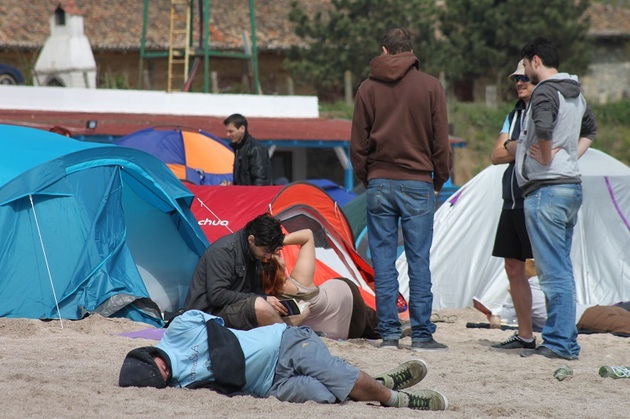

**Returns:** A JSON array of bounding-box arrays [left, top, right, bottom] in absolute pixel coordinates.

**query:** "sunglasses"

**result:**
[[513, 75, 530, 83]]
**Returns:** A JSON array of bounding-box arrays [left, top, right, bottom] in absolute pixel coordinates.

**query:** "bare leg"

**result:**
[[505, 258, 533, 339], [348, 371, 391, 403], [254, 297, 284, 326]]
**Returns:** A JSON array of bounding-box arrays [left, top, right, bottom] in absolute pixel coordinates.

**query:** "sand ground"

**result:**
[[1, 307, 628, 418]]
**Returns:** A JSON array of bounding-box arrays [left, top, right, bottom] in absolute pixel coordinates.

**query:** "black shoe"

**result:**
[[491, 333, 536, 350], [410, 339, 448, 352], [520, 345, 577, 360]]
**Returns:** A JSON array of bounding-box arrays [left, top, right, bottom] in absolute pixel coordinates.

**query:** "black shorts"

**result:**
[[216, 296, 259, 330], [492, 208, 533, 261]]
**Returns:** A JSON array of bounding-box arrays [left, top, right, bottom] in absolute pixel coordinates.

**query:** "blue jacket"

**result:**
[[157, 310, 286, 395]]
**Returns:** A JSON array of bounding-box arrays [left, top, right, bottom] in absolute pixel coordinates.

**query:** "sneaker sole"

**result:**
[[380, 345, 400, 350], [489, 345, 535, 351], [409, 346, 448, 352], [442, 394, 449, 410]]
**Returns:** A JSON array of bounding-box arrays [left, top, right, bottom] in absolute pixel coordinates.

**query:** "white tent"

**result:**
[[396, 148, 630, 311]]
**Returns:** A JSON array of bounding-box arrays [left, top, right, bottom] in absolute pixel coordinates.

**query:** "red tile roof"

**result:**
[[0, 1, 627, 52], [0, 0, 331, 51], [586, 3, 630, 37], [58, 0, 82, 16]]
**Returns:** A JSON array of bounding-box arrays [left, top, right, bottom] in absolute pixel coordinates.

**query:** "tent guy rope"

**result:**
[[29, 194, 64, 328]]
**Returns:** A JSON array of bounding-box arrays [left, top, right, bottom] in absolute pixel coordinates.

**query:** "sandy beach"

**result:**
[[1, 307, 628, 418]]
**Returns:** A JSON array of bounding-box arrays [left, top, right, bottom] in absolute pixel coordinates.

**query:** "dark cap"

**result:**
[[119, 346, 172, 388]]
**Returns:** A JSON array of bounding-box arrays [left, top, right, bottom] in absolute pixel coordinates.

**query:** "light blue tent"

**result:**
[[0, 125, 209, 326]]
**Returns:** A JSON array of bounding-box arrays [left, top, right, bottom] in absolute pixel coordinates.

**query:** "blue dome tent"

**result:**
[[0, 125, 208, 326]]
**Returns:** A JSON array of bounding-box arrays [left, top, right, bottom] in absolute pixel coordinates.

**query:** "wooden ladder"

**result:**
[[167, 0, 191, 92]]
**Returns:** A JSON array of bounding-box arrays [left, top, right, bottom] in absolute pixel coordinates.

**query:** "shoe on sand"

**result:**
[[520, 345, 577, 360], [397, 389, 448, 410], [491, 333, 536, 350], [374, 359, 428, 390], [410, 339, 448, 352]]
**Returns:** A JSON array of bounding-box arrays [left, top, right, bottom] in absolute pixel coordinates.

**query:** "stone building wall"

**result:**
[[581, 39, 630, 103]]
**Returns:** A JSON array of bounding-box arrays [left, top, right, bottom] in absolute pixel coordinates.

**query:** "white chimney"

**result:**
[[33, 1, 97, 88]]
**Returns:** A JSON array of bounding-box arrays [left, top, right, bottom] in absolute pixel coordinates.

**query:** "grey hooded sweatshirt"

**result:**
[[515, 73, 597, 195]]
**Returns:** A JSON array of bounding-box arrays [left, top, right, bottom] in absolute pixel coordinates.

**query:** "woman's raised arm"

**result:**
[[283, 229, 316, 287]]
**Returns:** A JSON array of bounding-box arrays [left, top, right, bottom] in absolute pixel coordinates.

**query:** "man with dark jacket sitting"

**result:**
[[223, 113, 272, 186], [185, 213, 288, 330]]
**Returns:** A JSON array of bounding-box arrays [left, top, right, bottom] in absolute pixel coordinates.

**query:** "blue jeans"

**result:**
[[524, 184, 582, 359], [366, 179, 436, 341]]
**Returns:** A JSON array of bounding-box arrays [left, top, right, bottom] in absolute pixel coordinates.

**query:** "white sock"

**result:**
[[519, 336, 534, 343], [383, 390, 398, 407]]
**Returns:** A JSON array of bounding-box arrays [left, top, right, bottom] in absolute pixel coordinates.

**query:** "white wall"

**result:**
[[34, 14, 97, 88], [0, 85, 319, 118]]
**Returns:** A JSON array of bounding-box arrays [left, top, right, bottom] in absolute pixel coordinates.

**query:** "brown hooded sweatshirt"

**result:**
[[350, 51, 452, 191]]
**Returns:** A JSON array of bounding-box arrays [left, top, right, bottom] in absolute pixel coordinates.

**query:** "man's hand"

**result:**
[[529, 143, 559, 165], [266, 296, 288, 316]]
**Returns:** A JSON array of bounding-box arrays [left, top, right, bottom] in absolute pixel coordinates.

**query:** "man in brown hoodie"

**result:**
[[350, 27, 451, 352]]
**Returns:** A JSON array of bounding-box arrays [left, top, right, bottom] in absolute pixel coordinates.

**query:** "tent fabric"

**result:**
[[341, 193, 367, 241], [342, 184, 458, 256], [115, 127, 234, 186], [306, 179, 357, 207], [395, 148, 630, 312], [0, 124, 209, 326], [187, 182, 377, 309], [187, 185, 284, 243], [271, 182, 356, 245]]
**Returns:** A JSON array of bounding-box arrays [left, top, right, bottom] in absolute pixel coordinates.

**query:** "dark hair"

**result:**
[[381, 27, 413, 55], [245, 213, 285, 252], [119, 346, 171, 388], [261, 256, 286, 295], [223, 113, 248, 130], [521, 38, 560, 69]]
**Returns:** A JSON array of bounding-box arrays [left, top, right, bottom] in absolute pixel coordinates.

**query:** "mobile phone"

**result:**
[[279, 298, 302, 316]]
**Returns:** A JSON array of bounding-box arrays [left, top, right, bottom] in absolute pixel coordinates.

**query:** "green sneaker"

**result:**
[[374, 359, 428, 390], [398, 389, 448, 411]]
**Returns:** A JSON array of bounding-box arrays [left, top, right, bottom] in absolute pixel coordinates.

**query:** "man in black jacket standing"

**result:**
[[223, 113, 272, 185]]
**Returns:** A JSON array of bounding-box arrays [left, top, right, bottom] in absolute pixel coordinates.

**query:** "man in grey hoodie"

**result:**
[[508, 38, 597, 360]]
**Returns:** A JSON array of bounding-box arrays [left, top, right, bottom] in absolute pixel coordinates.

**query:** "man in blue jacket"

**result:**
[[510, 38, 597, 360], [119, 310, 448, 411]]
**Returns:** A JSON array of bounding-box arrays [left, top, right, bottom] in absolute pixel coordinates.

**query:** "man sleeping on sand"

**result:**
[[119, 309, 448, 411]]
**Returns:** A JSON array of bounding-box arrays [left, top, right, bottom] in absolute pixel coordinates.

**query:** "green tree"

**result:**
[[285, 0, 438, 100], [435, 0, 592, 100]]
